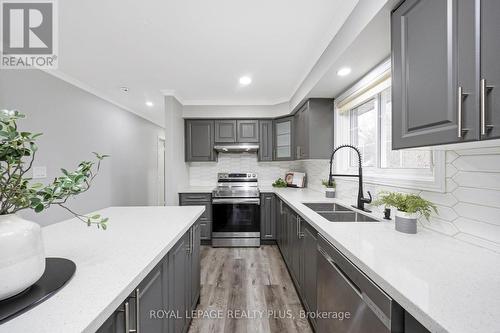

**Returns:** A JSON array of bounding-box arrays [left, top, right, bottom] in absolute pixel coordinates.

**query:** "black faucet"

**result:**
[[328, 144, 372, 212]]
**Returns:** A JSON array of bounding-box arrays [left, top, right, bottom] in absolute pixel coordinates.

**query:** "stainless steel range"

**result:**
[[212, 173, 260, 247]]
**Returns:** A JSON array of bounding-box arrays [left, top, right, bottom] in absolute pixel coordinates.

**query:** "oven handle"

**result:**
[[212, 198, 260, 205]]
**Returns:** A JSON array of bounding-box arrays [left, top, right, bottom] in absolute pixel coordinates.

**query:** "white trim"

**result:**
[[157, 136, 166, 206]]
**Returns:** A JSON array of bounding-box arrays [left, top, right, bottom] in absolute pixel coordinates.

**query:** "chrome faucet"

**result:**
[[328, 144, 372, 212]]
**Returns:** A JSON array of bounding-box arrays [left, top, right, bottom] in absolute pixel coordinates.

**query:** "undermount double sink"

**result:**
[[302, 202, 379, 223]]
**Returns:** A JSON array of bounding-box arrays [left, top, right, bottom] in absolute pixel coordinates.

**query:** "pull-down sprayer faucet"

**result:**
[[328, 144, 372, 212]]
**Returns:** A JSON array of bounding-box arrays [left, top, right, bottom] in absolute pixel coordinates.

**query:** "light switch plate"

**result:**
[[32, 166, 47, 179]]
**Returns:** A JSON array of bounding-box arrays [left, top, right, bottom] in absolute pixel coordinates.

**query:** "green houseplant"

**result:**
[[0, 109, 109, 300], [374, 191, 437, 234], [322, 179, 336, 198]]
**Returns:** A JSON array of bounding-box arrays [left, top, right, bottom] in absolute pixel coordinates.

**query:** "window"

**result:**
[[335, 62, 445, 192]]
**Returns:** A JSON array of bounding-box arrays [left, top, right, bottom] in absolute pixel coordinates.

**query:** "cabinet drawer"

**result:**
[[179, 193, 212, 203]]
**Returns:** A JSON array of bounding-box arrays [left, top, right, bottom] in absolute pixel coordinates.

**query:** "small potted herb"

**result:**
[[272, 178, 287, 188], [322, 179, 336, 198], [373, 191, 437, 234]]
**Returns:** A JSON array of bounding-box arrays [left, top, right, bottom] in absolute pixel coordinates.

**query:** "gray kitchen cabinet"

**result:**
[[168, 230, 190, 333], [260, 193, 276, 240], [274, 116, 294, 161], [189, 221, 201, 309], [392, 0, 479, 149], [294, 99, 335, 160], [303, 223, 317, 329], [97, 220, 201, 333], [480, 0, 500, 140], [185, 120, 216, 161], [258, 120, 274, 161], [136, 265, 164, 332], [237, 120, 259, 142], [215, 120, 237, 143], [179, 193, 212, 241]]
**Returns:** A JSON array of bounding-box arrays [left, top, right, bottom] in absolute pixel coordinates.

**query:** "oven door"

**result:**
[[212, 198, 260, 235]]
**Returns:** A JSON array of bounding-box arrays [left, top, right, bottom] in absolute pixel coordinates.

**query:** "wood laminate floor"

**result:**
[[188, 245, 313, 333]]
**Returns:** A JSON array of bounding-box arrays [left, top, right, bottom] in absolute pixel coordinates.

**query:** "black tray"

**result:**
[[0, 258, 76, 324]]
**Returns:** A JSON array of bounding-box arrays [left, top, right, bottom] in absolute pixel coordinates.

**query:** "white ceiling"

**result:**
[[52, 0, 359, 125], [309, 6, 391, 99]]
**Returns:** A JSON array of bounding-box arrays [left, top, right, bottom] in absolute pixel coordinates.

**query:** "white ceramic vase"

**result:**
[[325, 188, 336, 198], [0, 214, 45, 301], [395, 210, 418, 234]]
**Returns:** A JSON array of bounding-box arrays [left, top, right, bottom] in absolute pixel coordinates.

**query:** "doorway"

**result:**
[[157, 136, 166, 206]]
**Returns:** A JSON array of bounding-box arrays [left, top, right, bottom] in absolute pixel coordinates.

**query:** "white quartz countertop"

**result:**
[[0, 206, 204, 333], [270, 187, 500, 333]]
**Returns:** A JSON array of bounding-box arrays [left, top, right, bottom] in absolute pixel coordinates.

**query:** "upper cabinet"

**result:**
[[185, 120, 216, 162], [237, 120, 259, 142], [274, 116, 294, 161], [215, 120, 237, 143], [259, 120, 274, 161], [480, 0, 500, 140], [214, 119, 259, 143], [294, 99, 334, 159], [392, 0, 500, 149]]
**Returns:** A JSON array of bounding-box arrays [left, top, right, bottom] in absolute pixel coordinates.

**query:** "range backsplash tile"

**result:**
[[187, 147, 500, 253]]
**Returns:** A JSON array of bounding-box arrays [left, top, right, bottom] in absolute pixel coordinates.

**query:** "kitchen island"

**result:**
[[0, 206, 204, 333]]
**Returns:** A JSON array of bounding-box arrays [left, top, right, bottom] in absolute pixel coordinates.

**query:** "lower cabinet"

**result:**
[[302, 223, 318, 329], [260, 193, 276, 240], [97, 220, 201, 333], [179, 193, 212, 241]]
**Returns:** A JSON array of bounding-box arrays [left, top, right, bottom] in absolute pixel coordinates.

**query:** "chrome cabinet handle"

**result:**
[[123, 301, 130, 333], [457, 86, 469, 138], [296, 216, 304, 239], [481, 78, 494, 135], [134, 288, 140, 333]]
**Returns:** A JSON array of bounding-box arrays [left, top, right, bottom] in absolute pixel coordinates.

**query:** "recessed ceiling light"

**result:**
[[239, 76, 252, 85], [120, 87, 129, 92], [146, 101, 154, 107], [337, 67, 352, 77]]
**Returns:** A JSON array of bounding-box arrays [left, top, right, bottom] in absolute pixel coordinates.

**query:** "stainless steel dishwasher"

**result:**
[[316, 235, 404, 333]]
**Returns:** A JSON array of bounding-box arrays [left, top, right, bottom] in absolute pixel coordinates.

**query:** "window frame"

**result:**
[[334, 62, 445, 193]]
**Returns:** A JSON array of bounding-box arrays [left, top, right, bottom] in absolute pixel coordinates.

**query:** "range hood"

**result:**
[[214, 143, 259, 153]]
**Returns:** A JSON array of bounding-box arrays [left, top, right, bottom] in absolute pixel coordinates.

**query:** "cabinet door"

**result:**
[[260, 193, 276, 240], [96, 308, 125, 333], [258, 120, 274, 161], [137, 266, 164, 333], [392, 0, 478, 149], [274, 117, 294, 160], [185, 120, 215, 161], [303, 225, 318, 317], [215, 120, 237, 143], [190, 222, 201, 308], [294, 103, 309, 159], [200, 222, 211, 240], [237, 120, 259, 142], [481, 0, 500, 140], [168, 233, 189, 333]]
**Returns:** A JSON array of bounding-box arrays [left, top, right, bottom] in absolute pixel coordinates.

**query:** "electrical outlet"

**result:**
[[32, 166, 47, 179]]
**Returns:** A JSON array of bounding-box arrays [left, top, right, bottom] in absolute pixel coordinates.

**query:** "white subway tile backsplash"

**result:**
[[453, 218, 500, 243], [453, 171, 500, 191], [453, 203, 500, 226], [452, 187, 500, 208], [187, 146, 500, 251], [453, 155, 500, 172]]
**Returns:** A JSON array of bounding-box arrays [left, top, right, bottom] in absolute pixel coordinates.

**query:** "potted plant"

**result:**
[[322, 179, 336, 198], [0, 110, 108, 300], [374, 191, 437, 234]]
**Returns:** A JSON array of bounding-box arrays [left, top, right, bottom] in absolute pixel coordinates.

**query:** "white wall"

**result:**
[[0, 70, 165, 226], [164, 96, 189, 205]]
